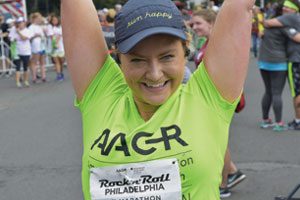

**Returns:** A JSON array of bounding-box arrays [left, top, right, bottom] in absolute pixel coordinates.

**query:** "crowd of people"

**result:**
[[0, 12, 65, 88], [1, 0, 300, 199]]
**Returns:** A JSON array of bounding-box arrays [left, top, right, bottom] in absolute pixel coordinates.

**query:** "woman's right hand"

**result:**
[[61, 0, 108, 100]]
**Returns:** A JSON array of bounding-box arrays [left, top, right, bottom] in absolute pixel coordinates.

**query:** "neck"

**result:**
[[134, 99, 160, 121]]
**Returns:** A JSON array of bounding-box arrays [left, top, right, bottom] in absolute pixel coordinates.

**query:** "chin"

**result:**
[[144, 95, 170, 106]]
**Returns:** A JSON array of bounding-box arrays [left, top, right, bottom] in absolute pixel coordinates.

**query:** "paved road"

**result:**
[[0, 56, 299, 200]]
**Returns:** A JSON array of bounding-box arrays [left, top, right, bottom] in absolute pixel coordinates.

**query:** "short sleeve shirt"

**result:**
[[258, 27, 289, 63], [277, 13, 300, 62], [75, 56, 239, 200], [51, 26, 64, 52], [9, 28, 33, 56], [28, 24, 46, 53]]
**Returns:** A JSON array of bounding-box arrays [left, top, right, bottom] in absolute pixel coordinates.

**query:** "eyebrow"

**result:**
[[129, 49, 177, 57]]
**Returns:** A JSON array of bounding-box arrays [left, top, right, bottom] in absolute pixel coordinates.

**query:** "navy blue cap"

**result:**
[[115, 0, 187, 53]]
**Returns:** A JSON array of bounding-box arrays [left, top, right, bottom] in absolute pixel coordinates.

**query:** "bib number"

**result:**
[[90, 158, 182, 200]]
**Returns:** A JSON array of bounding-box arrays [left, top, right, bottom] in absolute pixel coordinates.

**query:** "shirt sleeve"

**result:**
[[23, 29, 34, 39], [277, 14, 296, 27], [28, 25, 35, 35], [8, 28, 16, 41], [185, 62, 240, 121], [46, 25, 53, 37], [75, 55, 128, 114], [283, 27, 298, 39]]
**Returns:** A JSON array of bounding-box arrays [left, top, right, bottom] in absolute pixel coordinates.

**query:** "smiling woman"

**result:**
[[61, 0, 254, 199], [119, 35, 186, 119]]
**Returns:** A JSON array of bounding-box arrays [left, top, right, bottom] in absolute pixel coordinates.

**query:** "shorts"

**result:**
[[288, 62, 300, 97], [32, 50, 46, 55], [51, 50, 65, 58], [14, 55, 30, 72]]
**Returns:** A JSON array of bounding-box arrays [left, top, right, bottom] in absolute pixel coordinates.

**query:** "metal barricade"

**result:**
[[0, 33, 55, 77], [0, 30, 15, 76], [275, 184, 300, 200]]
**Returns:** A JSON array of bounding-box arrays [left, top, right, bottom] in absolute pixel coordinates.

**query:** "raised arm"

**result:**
[[203, 0, 255, 102], [61, 0, 108, 100], [264, 18, 283, 28]]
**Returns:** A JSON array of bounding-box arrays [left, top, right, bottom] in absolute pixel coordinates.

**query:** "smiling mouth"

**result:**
[[142, 81, 169, 89]]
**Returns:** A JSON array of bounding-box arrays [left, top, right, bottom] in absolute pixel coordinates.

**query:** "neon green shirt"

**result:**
[[75, 56, 239, 200]]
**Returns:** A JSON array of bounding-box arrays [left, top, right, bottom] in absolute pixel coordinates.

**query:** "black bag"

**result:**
[[275, 184, 300, 200]]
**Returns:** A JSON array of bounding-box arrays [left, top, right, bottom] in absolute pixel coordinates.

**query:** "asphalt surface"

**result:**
[[0, 55, 300, 200]]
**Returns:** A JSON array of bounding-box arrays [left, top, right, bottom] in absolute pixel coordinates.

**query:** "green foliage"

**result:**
[[25, 0, 190, 16], [25, 0, 129, 15], [93, 0, 127, 9], [26, 0, 60, 15]]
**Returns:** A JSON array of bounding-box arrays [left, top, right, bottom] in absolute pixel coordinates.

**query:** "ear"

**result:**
[[185, 48, 190, 57]]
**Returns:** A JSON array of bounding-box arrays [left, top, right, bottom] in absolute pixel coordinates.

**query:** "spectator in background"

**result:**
[[102, 9, 116, 60], [49, 14, 65, 81], [192, 9, 216, 68], [29, 12, 47, 83], [265, 2, 276, 19], [1, 16, 10, 50], [264, 0, 300, 130], [208, 1, 220, 12], [115, 4, 122, 13], [174, 0, 191, 21], [258, 2, 293, 131], [257, 7, 265, 38], [0, 15, 12, 76], [98, 10, 107, 26], [9, 17, 33, 88], [252, 6, 262, 58], [192, 9, 246, 198]]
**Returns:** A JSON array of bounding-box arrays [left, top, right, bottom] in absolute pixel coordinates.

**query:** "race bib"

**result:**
[[90, 158, 182, 200]]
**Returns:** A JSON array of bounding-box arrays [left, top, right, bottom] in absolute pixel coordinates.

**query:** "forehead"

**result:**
[[128, 34, 183, 54], [192, 15, 207, 22]]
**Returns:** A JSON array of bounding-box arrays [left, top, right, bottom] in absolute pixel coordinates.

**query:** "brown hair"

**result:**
[[49, 14, 61, 26], [193, 9, 217, 24], [30, 12, 42, 23]]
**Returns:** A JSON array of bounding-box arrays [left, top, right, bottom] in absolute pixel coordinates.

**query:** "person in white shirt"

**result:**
[[49, 15, 65, 81], [28, 12, 47, 83], [9, 17, 33, 88]]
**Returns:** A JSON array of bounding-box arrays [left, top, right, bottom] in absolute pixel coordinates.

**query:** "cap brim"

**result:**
[[117, 27, 187, 54]]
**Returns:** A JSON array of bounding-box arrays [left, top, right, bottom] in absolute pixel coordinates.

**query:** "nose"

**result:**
[[145, 61, 163, 82]]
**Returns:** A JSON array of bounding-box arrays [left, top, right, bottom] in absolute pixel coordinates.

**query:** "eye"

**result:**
[[161, 54, 175, 61], [130, 58, 145, 63]]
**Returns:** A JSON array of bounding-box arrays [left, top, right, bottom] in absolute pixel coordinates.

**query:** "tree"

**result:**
[[26, 0, 60, 15], [92, 0, 127, 9], [25, 0, 185, 17]]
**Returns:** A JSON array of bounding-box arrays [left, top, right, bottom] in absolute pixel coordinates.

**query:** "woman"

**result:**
[[192, 9, 217, 68], [263, 0, 300, 131], [49, 15, 65, 81], [62, 0, 254, 199], [258, 2, 297, 131], [28, 12, 47, 83], [9, 17, 33, 88], [192, 9, 246, 198]]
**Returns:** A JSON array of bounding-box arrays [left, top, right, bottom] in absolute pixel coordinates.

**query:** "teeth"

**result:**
[[145, 82, 166, 88]]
